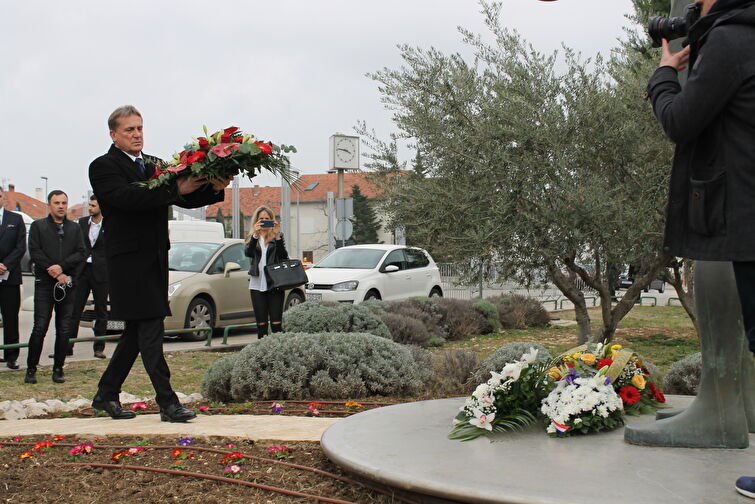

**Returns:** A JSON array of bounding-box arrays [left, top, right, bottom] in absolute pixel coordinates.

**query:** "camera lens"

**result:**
[[648, 15, 688, 48]]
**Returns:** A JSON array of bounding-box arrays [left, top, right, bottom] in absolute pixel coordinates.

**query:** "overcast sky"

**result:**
[[1, 0, 637, 208]]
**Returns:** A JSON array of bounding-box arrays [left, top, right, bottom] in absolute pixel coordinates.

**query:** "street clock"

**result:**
[[329, 134, 360, 170]]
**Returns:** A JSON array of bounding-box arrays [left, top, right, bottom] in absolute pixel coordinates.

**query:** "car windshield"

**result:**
[[314, 248, 386, 269], [168, 242, 222, 272]]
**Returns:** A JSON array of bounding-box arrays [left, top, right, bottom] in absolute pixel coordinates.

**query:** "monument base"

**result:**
[[321, 397, 754, 504]]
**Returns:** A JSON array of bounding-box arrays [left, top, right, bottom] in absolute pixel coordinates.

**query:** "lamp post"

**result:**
[[40, 176, 48, 199]]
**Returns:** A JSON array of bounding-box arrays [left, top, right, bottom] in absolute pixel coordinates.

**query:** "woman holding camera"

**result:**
[[245, 205, 289, 338]]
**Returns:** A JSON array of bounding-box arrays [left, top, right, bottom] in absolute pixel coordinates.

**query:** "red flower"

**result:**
[[648, 383, 666, 403], [234, 136, 244, 143], [221, 126, 240, 143], [186, 151, 206, 165], [597, 359, 613, 369], [172, 448, 183, 458], [619, 386, 641, 405], [197, 137, 210, 151], [167, 163, 187, 174], [564, 362, 575, 369], [254, 141, 272, 155]]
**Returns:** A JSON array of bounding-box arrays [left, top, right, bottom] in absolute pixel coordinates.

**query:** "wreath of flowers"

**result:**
[[451, 343, 667, 441], [142, 126, 296, 189]]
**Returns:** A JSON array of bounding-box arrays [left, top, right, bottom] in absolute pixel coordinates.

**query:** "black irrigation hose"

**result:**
[[4, 442, 421, 504], [61, 462, 356, 504]]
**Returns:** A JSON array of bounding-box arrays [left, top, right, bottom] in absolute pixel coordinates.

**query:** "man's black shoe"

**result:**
[[6, 361, 19, 370], [52, 367, 65, 383], [93, 350, 106, 359], [48, 351, 73, 359], [92, 395, 136, 420], [160, 403, 197, 423], [24, 368, 37, 384]]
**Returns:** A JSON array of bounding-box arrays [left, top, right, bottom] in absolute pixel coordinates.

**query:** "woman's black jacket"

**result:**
[[244, 233, 289, 280]]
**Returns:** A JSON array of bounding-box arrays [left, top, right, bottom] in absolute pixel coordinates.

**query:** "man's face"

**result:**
[[110, 114, 143, 156], [88, 200, 101, 217], [49, 194, 68, 220]]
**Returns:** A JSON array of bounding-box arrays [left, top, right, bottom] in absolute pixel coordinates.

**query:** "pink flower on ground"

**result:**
[[198, 406, 209, 412]]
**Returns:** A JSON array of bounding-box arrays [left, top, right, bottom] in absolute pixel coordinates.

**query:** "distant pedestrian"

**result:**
[[245, 205, 289, 338], [26, 190, 86, 384], [69, 195, 109, 359], [0, 186, 27, 370]]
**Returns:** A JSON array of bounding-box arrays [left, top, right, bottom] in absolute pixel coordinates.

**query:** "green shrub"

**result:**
[[361, 299, 390, 313], [432, 298, 488, 340], [489, 294, 551, 329], [405, 344, 434, 383], [224, 332, 427, 400], [431, 349, 480, 396], [200, 354, 239, 403], [282, 301, 390, 339], [663, 352, 701, 395], [380, 312, 431, 347], [471, 342, 551, 384], [472, 298, 501, 333]]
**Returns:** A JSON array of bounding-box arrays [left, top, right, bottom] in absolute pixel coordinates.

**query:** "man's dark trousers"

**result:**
[[0, 284, 21, 362], [97, 318, 176, 408], [27, 280, 76, 369], [69, 263, 107, 353], [733, 262, 755, 355]]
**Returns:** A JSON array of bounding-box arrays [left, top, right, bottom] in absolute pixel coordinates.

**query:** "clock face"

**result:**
[[335, 137, 357, 164]]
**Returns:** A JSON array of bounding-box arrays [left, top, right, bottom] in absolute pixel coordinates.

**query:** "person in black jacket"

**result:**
[[89, 105, 230, 422], [69, 195, 109, 359], [245, 205, 288, 338], [0, 186, 27, 370], [625, 0, 755, 453], [26, 190, 86, 384]]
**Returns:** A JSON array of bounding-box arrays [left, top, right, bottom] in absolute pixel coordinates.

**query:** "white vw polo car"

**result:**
[[304, 244, 443, 304]]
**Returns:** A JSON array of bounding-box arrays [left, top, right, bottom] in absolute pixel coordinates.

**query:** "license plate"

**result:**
[[306, 293, 322, 302]]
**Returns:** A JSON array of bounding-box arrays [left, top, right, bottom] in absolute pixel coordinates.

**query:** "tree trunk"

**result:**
[[546, 261, 591, 344], [665, 258, 698, 334]]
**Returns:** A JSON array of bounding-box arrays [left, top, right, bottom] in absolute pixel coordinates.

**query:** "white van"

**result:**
[[169, 220, 225, 242]]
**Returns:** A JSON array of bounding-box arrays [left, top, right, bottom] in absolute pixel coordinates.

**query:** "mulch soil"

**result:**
[[0, 434, 416, 504]]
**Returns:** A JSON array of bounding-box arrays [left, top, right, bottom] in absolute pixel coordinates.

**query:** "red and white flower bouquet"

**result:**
[[143, 126, 296, 189]]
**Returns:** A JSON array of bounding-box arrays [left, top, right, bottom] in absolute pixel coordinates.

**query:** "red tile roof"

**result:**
[[2, 185, 47, 219], [207, 171, 388, 217]]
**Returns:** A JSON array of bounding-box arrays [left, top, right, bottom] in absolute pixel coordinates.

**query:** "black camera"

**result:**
[[648, 2, 701, 48]]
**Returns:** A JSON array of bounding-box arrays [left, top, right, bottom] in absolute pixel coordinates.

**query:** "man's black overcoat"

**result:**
[[89, 145, 223, 320]]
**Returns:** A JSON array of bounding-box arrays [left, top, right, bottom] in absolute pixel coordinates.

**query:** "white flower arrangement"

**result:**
[[541, 374, 624, 436]]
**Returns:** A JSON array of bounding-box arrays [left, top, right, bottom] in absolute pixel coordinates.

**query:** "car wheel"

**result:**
[[364, 289, 381, 302], [182, 297, 215, 342], [429, 287, 443, 298], [284, 290, 305, 311]]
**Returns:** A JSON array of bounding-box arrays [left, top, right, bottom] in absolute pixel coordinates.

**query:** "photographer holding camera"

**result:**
[[26, 190, 86, 384], [638, 0, 755, 497]]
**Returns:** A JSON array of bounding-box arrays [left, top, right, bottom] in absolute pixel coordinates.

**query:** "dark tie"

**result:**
[[135, 157, 145, 177]]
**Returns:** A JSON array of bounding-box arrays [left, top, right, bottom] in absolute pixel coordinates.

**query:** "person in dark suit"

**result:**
[[0, 186, 27, 370], [88, 105, 230, 422], [69, 195, 109, 359], [26, 190, 86, 384]]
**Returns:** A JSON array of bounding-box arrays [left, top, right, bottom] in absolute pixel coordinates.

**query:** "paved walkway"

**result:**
[[0, 414, 340, 441]]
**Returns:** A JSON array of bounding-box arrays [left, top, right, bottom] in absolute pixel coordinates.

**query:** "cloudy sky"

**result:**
[[1, 0, 638, 208]]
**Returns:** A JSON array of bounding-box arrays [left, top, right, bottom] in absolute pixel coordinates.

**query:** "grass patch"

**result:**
[[0, 350, 231, 403]]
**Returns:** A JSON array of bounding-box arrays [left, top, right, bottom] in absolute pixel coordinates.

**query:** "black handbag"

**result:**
[[264, 259, 308, 290]]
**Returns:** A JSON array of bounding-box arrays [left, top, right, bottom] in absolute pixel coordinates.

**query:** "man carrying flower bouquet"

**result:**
[[88, 105, 231, 422]]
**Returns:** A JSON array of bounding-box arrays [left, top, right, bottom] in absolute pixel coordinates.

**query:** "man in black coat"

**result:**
[[89, 105, 230, 422], [26, 190, 86, 384], [0, 186, 27, 370], [69, 195, 109, 359]]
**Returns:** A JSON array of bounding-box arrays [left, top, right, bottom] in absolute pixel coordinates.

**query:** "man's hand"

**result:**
[[47, 264, 63, 278], [660, 39, 691, 71], [56, 274, 69, 285], [0, 263, 7, 275], [176, 176, 209, 195], [209, 175, 233, 192]]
